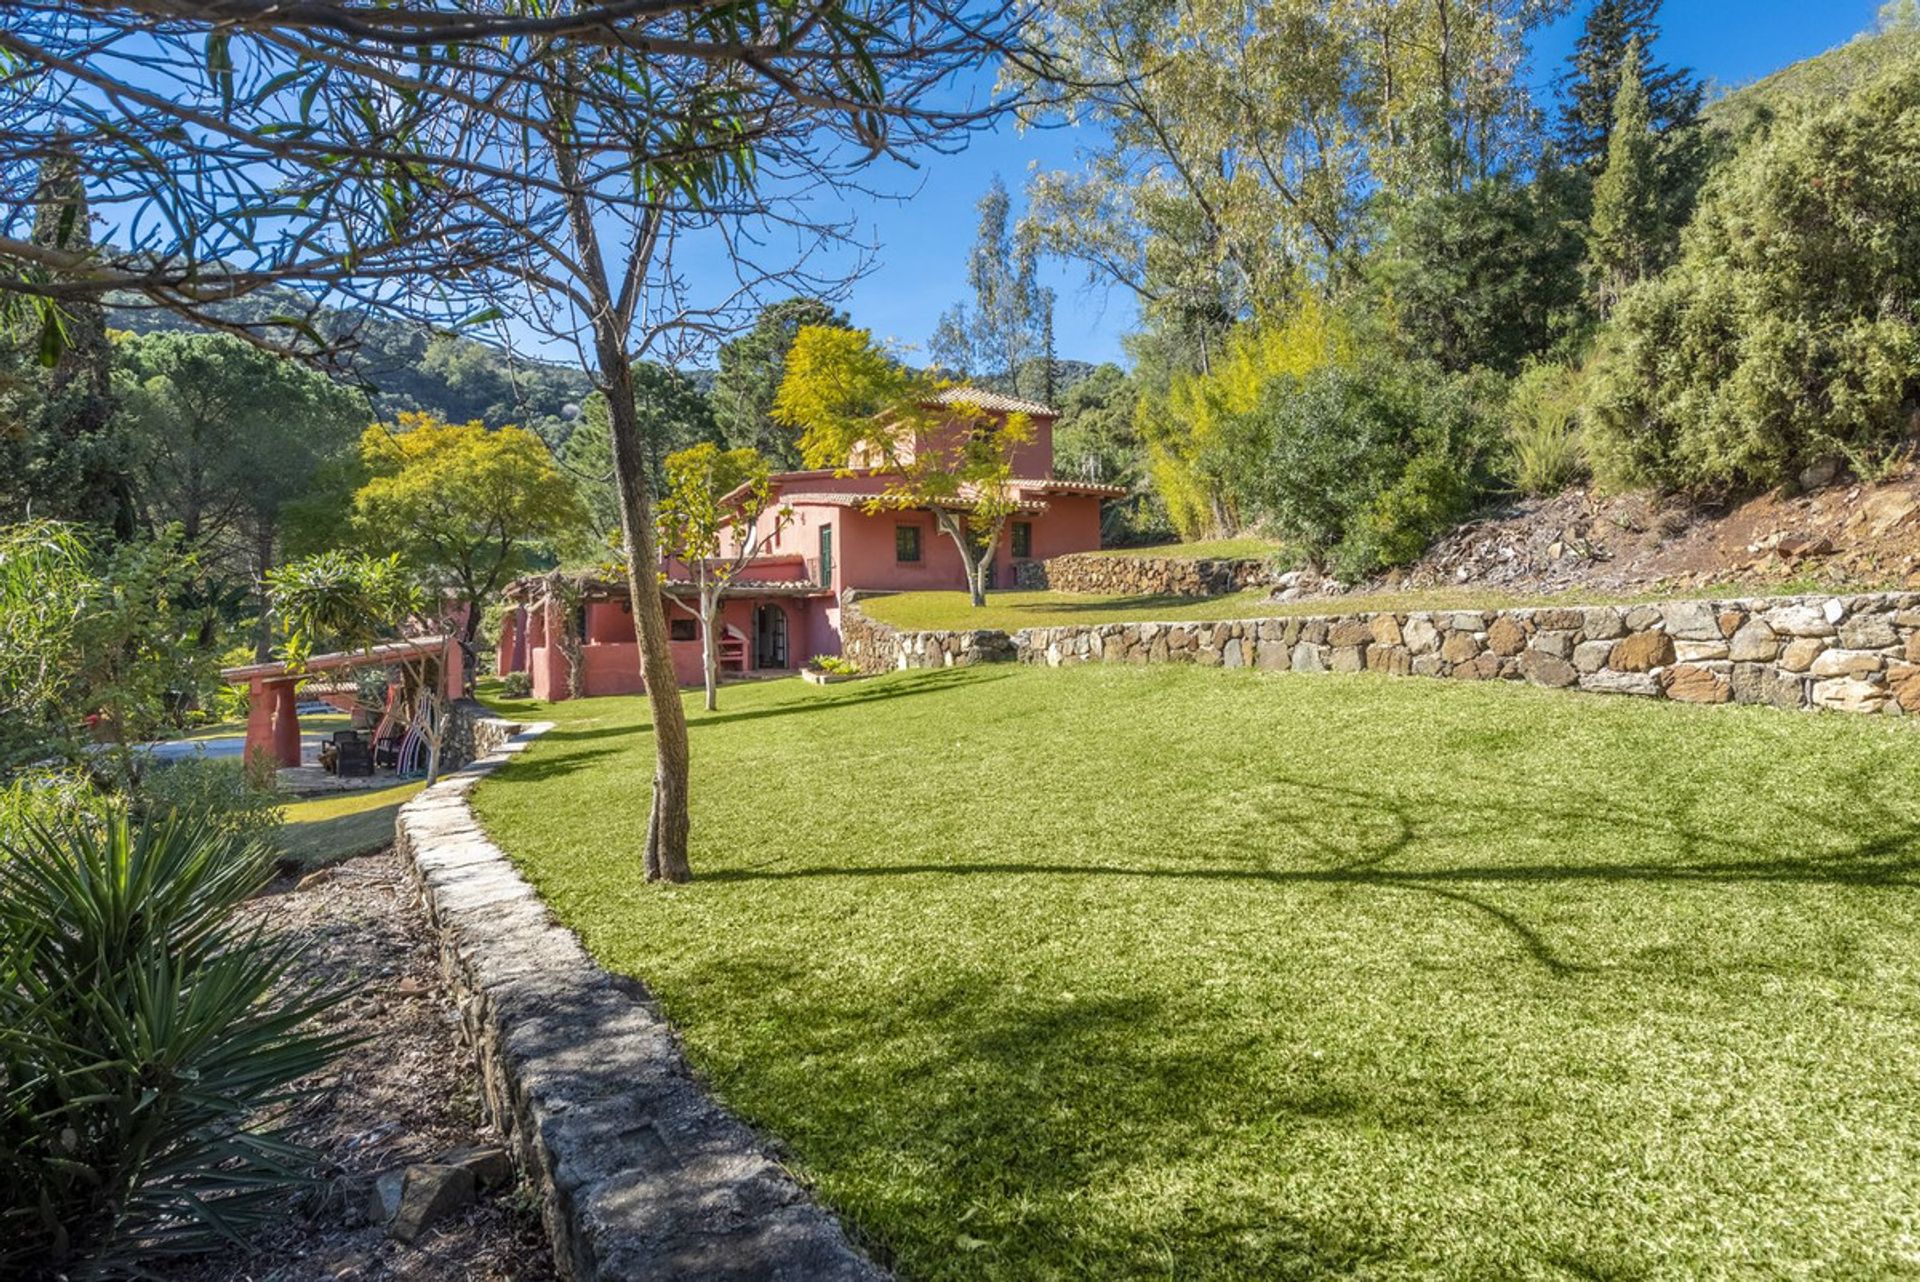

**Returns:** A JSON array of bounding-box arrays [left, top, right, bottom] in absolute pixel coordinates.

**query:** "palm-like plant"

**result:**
[[0, 815, 345, 1278]]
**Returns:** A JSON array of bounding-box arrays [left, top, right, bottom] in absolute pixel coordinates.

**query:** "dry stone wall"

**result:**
[[1015, 551, 1271, 596], [844, 593, 1920, 716]]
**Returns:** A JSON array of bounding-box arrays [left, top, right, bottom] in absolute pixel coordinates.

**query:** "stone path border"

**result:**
[[395, 723, 886, 1282]]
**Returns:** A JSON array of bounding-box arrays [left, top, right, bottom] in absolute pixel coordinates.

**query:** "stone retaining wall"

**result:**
[[1014, 550, 1271, 596], [845, 593, 1920, 716], [441, 697, 521, 771], [395, 723, 885, 1282], [840, 598, 1014, 674]]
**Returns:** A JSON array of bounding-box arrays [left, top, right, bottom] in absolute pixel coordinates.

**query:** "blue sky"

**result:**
[[828, 0, 1887, 369]]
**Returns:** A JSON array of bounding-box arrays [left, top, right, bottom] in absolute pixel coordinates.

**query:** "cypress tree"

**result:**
[[1557, 0, 1702, 170], [1586, 41, 1663, 315]]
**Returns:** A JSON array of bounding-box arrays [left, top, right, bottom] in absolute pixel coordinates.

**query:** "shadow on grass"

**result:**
[[701, 772, 1920, 978]]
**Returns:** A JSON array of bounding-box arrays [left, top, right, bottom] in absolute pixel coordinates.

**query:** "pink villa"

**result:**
[[496, 387, 1124, 700]]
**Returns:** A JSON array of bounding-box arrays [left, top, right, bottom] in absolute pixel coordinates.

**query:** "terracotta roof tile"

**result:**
[[927, 386, 1058, 418]]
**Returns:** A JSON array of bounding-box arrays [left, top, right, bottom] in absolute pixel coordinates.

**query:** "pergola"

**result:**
[[220, 636, 462, 768]]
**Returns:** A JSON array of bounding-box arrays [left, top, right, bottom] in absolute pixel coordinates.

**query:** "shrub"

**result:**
[[0, 815, 343, 1277], [1504, 361, 1587, 496], [498, 670, 532, 699], [1243, 357, 1497, 580], [134, 758, 284, 852], [810, 655, 859, 676], [1585, 64, 1920, 492]]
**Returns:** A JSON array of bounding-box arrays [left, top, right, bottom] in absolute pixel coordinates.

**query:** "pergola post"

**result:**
[[271, 680, 301, 767], [243, 676, 276, 767]]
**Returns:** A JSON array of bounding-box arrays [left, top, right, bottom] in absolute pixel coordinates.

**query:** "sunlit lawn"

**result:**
[[278, 780, 426, 867], [472, 666, 1920, 1279]]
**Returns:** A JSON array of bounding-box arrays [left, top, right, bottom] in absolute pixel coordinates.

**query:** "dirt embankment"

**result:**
[[1382, 466, 1920, 599]]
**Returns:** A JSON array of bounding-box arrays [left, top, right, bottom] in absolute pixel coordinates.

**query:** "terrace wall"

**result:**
[[842, 593, 1920, 717], [1014, 550, 1272, 596]]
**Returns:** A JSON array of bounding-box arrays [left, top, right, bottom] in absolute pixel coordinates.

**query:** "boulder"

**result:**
[[1254, 639, 1291, 670], [1808, 648, 1883, 679], [1581, 607, 1626, 640], [1662, 664, 1731, 704], [1366, 645, 1411, 676], [1327, 618, 1373, 647], [1439, 632, 1481, 664], [1609, 631, 1675, 672], [1887, 662, 1920, 712], [1578, 669, 1660, 697], [1402, 616, 1440, 655], [1368, 614, 1403, 647], [1728, 620, 1779, 663], [1290, 642, 1326, 673], [436, 1145, 514, 1189], [1762, 604, 1837, 638], [385, 1164, 476, 1244], [1519, 650, 1578, 688], [1838, 613, 1898, 650], [1660, 600, 1722, 641], [1534, 609, 1585, 631], [1731, 663, 1805, 710], [1486, 616, 1528, 656], [1778, 637, 1826, 672], [1811, 677, 1888, 714], [1411, 653, 1446, 677], [1531, 629, 1577, 660], [1572, 640, 1614, 674]]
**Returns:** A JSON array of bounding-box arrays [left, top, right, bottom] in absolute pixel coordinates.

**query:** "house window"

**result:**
[[895, 523, 922, 563], [669, 618, 697, 641], [1012, 520, 1033, 559]]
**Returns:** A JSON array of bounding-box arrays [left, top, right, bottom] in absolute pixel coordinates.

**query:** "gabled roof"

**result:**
[[1009, 476, 1131, 498], [927, 386, 1058, 418]]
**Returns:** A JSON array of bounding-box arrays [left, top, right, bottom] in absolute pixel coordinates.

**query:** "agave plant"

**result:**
[[0, 814, 346, 1278]]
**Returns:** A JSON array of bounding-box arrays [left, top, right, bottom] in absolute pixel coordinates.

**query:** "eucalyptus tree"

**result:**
[[0, 0, 1051, 882]]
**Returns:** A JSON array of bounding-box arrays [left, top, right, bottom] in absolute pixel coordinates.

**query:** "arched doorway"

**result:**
[[753, 603, 789, 669]]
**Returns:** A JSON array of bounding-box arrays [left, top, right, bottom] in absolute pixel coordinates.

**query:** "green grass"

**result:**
[[1088, 538, 1283, 561], [860, 583, 1794, 633], [472, 666, 1920, 1280], [277, 781, 426, 868]]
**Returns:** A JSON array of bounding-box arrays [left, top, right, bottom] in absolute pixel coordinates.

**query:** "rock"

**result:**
[[296, 868, 337, 892], [1222, 639, 1246, 668], [1534, 609, 1585, 631], [1609, 631, 1676, 672], [1327, 619, 1372, 647], [1660, 600, 1722, 641], [1762, 604, 1836, 638], [1728, 620, 1779, 662], [1778, 637, 1827, 672], [1662, 664, 1732, 704], [1299, 620, 1329, 645], [1402, 617, 1440, 655], [369, 1169, 406, 1225], [1290, 642, 1326, 673], [1811, 677, 1888, 714], [1367, 645, 1411, 676], [1731, 663, 1805, 710], [1777, 533, 1834, 560], [388, 1164, 475, 1244], [1442, 611, 1488, 631], [436, 1145, 514, 1189], [1368, 614, 1403, 647], [1908, 631, 1920, 664], [1581, 608, 1627, 640], [1329, 645, 1366, 673], [1823, 598, 1848, 625], [1624, 605, 1663, 631], [1717, 609, 1747, 638], [1838, 613, 1898, 649], [1453, 653, 1502, 681], [1572, 640, 1614, 674], [1809, 648, 1883, 678], [1519, 651, 1578, 688], [1254, 639, 1291, 670], [1411, 654, 1446, 677], [1887, 662, 1920, 712], [1486, 616, 1527, 656], [1578, 670, 1660, 697], [1439, 632, 1482, 664], [1531, 629, 1576, 660], [1674, 640, 1730, 662], [1799, 457, 1840, 490]]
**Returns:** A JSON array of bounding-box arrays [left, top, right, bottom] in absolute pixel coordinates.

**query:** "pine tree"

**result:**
[[1586, 40, 1663, 315], [1556, 0, 1702, 170]]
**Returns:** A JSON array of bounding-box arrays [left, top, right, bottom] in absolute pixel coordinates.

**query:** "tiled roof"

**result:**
[[780, 490, 1050, 515], [927, 386, 1058, 418], [1009, 476, 1132, 498]]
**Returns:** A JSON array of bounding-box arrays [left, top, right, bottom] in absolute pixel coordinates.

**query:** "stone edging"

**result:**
[[841, 593, 1920, 716], [1014, 549, 1271, 596], [394, 723, 886, 1282]]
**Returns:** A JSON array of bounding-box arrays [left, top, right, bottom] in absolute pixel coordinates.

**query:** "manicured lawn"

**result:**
[[860, 584, 1747, 633], [277, 781, 426, 867], [1089, 537, 1283, 560], [472, 667, 1920, 1279]]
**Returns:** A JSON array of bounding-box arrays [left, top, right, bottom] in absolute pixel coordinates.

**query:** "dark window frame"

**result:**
[[895, 523, 923, 564], [1011, 520, 1033, 559], [669, 617, 697, 642]]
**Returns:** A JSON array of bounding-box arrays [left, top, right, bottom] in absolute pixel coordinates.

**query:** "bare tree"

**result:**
[[0, 1, 1056, 881]]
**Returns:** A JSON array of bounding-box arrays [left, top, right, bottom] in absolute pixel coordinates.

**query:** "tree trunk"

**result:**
[[598, 335, 694, 883], [700, 586, 719, 713]]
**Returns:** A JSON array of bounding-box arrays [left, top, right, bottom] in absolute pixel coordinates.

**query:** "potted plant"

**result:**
[[800, 654, 862, 685]]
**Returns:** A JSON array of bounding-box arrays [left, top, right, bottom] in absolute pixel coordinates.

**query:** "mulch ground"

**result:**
[[170, 849, 557, 1282]]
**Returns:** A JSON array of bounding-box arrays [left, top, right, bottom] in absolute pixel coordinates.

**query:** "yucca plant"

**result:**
[[0, 814, 346, 1278]]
